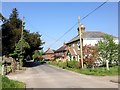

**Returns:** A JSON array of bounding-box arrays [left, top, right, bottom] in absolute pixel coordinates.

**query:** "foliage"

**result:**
[[83, 45, 98, 68], [47, 60, 80, 69], [2, 75, 25, 89], [67, 60, 80, 69], [25, 32, 45, 59], [2, 8, 22, 55], [11, 38, 30, 68], [67, 66, 118, 76], [1, 8, 44, 72], [32, 50, 44, 60], [1, 8, 44, 59], [97, 34, 118, 66], [47, 61, 118, 76]]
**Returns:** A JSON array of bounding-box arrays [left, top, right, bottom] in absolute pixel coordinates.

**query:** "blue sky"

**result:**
[[2, 2, 118, 51]]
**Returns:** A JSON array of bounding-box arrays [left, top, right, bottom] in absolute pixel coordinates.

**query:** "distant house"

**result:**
[[42, 48, 55, 60], [66, 31, 118, 61], [54, 43, 67, 62]]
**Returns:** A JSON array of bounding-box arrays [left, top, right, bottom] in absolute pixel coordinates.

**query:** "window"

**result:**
[[73, 44, 75, 47], [77, 41, 80, 50]]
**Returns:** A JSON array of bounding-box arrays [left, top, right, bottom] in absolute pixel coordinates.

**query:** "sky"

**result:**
[[2, 2, 118, 51]]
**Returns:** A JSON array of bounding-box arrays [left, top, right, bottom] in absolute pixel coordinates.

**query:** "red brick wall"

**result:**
[[42, 53, 54, 60]]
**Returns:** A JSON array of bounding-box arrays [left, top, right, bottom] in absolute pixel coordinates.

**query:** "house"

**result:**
[[66, 31, 118, 61], [54, 43, 67, 62], [42, 48, 55, 60]]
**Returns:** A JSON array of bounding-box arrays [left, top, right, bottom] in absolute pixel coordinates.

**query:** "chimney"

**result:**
[[63, 42, 66, 47]]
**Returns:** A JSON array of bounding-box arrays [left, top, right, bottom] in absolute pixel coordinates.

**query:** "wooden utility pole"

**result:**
[[21, 16, 24, 39], [78, 16, 84, 69], [19, 16, 24, 69]]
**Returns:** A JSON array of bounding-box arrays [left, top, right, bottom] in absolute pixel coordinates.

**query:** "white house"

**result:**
[[66, 31, 118, 61]]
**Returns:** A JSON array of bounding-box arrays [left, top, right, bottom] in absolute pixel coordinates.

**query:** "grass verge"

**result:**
[[1, 75, 25, 89], [66, 66, 118, 76], [47, 61, 118, 76]]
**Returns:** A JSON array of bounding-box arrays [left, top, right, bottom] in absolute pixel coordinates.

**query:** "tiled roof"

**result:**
[[44, 48, 54, 54], [82, 31, 106, 38], [66, 31, 117, 44], [55, 46, 66, 53]]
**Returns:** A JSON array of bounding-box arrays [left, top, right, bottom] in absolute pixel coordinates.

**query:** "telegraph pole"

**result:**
[[78, 16, 84, 69], [21, 16, 24, 39], [19, 16, 24, 69], [21, 16, 24, 58]]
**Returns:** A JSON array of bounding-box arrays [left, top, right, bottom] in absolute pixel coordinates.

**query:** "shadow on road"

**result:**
[[24, 61, 46, 67]]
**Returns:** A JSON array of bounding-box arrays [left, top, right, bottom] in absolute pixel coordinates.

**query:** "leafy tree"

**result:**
[[24, 32, 44, 59], [32, 50, 44, 61], [1, 8, 44, 66], [97, 34, 118, 70], [10, 38, 30, 69]]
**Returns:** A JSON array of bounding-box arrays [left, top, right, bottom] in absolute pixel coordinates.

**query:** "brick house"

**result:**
[[54, 43, 67, 62], [42, 48, 55, 60], [66, 31, 118, 61]]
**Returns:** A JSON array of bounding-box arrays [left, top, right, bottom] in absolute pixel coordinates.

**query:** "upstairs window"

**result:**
[[77, 41, 80, 50]]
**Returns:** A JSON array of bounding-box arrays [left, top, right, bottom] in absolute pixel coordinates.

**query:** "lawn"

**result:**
[[1, 75, 25, 90]]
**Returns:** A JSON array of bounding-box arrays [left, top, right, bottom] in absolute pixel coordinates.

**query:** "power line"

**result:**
[[48, 22, 78, 48], [48, 0, 109, 49], [81, 0, 109, 21], [24, 18, 63, 43]]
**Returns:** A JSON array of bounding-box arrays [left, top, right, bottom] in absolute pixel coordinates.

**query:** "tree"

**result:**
[[32, 50, 44, 62], [10, 38, 30, 69], [24, 32, 44, 59], [97, 34, 118, 70], [2, 8, 22, 55], [1, 8, 44, 63]]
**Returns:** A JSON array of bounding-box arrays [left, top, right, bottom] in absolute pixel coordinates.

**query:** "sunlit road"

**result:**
[[7, 61, 118, 88]]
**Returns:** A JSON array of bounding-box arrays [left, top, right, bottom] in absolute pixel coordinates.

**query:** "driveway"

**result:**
[[7, 62, 118, 88]]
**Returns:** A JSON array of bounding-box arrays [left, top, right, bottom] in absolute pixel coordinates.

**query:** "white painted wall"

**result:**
[[83, 38, 101, 46], [83, 38, 118, 46]]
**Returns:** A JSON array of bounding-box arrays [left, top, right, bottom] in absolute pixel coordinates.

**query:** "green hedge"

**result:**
[[47, 60, 80, 69], [67, 60, 80, 69]]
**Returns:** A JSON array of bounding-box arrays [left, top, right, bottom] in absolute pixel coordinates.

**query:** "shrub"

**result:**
[[67, 60, 80, 69]]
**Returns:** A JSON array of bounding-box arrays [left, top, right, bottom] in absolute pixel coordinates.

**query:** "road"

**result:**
[[7, 61, 118, 88]]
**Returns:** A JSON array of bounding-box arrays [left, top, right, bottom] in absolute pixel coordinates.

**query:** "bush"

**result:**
[[67, 60, 80, 69], [58, 62, 67, 69], [48, 60, 80, 69]]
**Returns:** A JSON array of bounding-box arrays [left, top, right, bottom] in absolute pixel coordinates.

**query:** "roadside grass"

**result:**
[[47, 61, 118, 76], [0, 62, 2, 74], [66, 66, 118, 76], [1, 75, 25, 89]]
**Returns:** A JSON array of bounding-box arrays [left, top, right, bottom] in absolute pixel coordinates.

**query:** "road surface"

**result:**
[[7, 61, 118, 88]]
